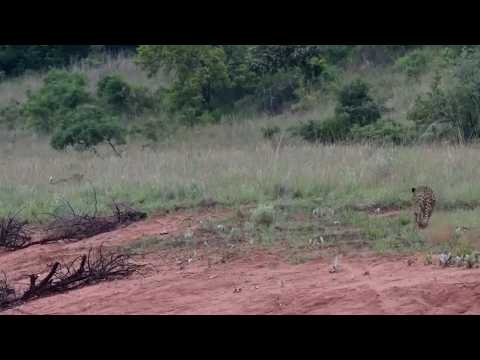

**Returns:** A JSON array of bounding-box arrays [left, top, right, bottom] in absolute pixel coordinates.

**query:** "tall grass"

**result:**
[[0, 48, 474, 222], [2, 125, 480, 221]]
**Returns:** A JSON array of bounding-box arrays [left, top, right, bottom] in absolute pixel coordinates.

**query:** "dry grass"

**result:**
[[0, 48, 477, 230], [2, 122, 480, 221]]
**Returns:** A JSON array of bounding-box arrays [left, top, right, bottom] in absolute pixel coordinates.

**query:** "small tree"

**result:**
[[137, 45, 232, 124], [23, 70, 91, 134], [97, 74, 132, 113], [408, 51, 480, 143], [335, 79, 381, 127], [50, 105, 126, 157]]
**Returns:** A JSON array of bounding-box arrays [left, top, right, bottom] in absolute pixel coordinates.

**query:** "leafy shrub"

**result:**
[[261, 125, 281, 140], [97, 74, 131, 112], [249, 45, 343, 81], [289, 117, 348, 144], [251, 205, 275, 227], [23, 70, 91, 134], [137, 45, 232, 125], [0, 45, 91, 77], [395, 49, 429, 79], [349, 45, 420, 67], [137, 45, 337, 123], [50, 104, 126, 156], [350, 119, 414, 145], [0, 100, 24, 130], [255, 70, 304, 114], [335, 79, 382, 127], [96, 74, 157, 117], [408, 51, 480, 143], [128, 85, 157, 115]]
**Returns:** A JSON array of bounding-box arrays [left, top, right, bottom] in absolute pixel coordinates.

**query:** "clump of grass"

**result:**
[[123, 235, 166, 255], [123, 233, 194, 255], [251, 205, 275, 228], [340, 210, 426, 253]]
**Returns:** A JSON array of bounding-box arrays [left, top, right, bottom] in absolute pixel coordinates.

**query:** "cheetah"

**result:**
[[49, 173, 84, 185], [412, 186, 436, 229]]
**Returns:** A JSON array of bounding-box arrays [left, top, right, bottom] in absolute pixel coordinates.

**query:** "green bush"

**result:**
[[0, 45, 91, 77], [350, 119, 414, 145], [97, 74, 131, 112], [137, 45, 232, 125], [0, 100, 25, 130], [251, 205, 275, 227], [395, 49, 429, 79], [23, 70, 92, 134], [0, 45, 135, 77], [256, 69, 303, 114], [128, 85, 157, 115], [96, 74, 156, 117], [289, 117, 348, 144], [249, 45, 344, 80], [137, 45, 338, 123], [50, 104, 126, 155], [335, 79, 382, 127], [408, 51, 480, 143]]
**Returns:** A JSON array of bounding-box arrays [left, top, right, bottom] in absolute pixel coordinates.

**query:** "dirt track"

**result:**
[[2, 208, 480, 315]]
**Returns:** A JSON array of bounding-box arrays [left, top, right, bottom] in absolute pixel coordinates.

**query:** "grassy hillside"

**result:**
[[0, 46, 477, 222]]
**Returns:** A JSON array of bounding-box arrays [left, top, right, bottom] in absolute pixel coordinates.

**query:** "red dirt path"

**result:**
[[2, 208, 480, 315]]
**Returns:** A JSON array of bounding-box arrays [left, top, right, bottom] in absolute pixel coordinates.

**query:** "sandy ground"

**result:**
[[2, 208, 480, 315]]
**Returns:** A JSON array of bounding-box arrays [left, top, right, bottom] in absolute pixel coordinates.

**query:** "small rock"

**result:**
[[233, 288, 242, 294], [439, 253, 452, 267], [363, 271, 370, 276], [329, 266, 339, 274], [454, 256, 463, 267], [329, 256, 340, 274]]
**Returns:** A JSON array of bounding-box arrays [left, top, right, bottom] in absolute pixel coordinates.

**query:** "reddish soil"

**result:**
[[2, 207, 480, 315]]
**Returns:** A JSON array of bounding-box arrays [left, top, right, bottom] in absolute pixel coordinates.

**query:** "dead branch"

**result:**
[[1, 191, 147, 252], [41, 200, 146, 244], [0, 247, 143, 311], [0, 272, 16, 307], [0, 212, 32, 250]]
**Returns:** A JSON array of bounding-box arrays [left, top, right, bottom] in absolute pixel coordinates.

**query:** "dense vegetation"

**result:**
[[0, 45, 135, 77], [2, 45, 480, 154]]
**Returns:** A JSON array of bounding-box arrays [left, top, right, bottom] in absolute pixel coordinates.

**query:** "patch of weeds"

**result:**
[[228, 227, 243, 243], [424, 252, 433, 265], [339, 209, 426, 253], [287, 251, 322, 265], [251, 204, 276, 228], [436, 235, 475, 258], [254, 226, 275, 245], [399, 214, 411, 226], [123, 233, 194, 255], [122, 235, 166, 255]]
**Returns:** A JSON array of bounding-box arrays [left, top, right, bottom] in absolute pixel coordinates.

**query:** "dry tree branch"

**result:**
[[1, 246, 143, 311], [0, 272, 16, 306], [0, 211, 32, 250]]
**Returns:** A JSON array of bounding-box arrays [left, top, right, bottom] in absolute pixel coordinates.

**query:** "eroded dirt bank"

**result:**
[[2, 208, 480, 315]]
